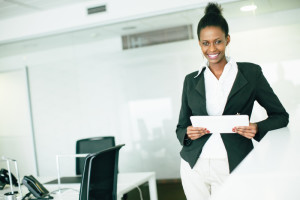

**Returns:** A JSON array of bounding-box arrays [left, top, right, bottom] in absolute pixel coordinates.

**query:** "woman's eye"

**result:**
[[202, 42, 209, 46], [215, 40, 222, 44]]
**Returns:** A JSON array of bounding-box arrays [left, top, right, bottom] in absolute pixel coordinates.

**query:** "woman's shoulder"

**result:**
[[185, 71, 199, 79], [182, 71, 200, 86], [237, 62, 261, 69], [236, 62, 262, 74]]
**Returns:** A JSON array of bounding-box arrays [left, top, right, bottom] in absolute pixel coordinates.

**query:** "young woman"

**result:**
[[176, 2, 289, 200]]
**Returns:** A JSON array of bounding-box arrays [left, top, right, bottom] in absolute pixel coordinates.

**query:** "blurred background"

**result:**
[[0, 1, 299, 198]]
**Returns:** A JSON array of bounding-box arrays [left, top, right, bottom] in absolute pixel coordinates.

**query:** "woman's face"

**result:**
[[199, 26, 230, 65]]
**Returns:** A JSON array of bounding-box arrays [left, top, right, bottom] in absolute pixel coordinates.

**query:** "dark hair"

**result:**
[[197, 2, 229, 40]]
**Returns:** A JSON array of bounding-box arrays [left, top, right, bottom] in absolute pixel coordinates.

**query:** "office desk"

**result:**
[[0, 172, 158, 200], [44, 172, 158, 200], [117, 172, 157, 200]]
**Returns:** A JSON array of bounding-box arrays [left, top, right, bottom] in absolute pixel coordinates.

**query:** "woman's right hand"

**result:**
[[187, 126, 210, 140]]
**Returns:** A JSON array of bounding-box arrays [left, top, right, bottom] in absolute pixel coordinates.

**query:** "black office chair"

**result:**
[[79, 144, 125, 200], [76, 136, 115, 175]]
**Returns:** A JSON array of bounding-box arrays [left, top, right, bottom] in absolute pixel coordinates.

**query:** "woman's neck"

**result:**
[[208, 58, 228, 80]]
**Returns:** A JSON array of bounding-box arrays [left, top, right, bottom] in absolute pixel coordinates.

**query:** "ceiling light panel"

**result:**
[[240, 4, 257, 12]]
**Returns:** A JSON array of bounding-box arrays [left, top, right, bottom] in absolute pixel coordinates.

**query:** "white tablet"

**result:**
[[190, 115, 249, 133]]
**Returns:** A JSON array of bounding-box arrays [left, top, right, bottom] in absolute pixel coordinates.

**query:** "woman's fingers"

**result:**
[[187, 126, 210, 140], [187, 123, 258, 140], [233, 124, 257, 139]]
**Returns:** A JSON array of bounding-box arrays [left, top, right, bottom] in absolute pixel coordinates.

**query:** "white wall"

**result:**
[[0, 8, 299, 179], [0, 69, 36, 176]]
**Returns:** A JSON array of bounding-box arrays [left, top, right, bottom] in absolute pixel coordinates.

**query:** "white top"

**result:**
[[196, 57, 238, 159]]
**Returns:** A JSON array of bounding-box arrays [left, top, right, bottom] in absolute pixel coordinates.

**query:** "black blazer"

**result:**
[[176, 62, 289, 172]]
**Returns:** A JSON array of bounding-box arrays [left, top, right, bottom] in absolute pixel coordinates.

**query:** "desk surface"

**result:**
[[0, 172, 157, 200], [45, 172, 156, 200], [117, 172, 155, 194]]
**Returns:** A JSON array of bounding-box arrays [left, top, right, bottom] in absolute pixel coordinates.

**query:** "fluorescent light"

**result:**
[[240, 5, 257, 12]]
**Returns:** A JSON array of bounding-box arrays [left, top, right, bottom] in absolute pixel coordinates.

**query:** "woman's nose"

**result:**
[[209, 44, 216, 52]]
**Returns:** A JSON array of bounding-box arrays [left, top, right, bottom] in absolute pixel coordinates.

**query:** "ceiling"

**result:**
[[0, 0, 90, 20], [0, 0, 300, 57], [0, 0, 299, 20]]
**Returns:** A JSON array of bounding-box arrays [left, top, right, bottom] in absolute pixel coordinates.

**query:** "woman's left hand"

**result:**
[[233, 123, 258, 139]]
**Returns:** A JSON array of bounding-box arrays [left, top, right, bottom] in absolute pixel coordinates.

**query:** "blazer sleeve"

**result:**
[[176, 76, 193, 146], [254, 67, 289, 141]]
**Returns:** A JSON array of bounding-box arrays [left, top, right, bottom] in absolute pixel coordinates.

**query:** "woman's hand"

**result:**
[[233, 123, 258, 139], [187, 126, 210, 140]]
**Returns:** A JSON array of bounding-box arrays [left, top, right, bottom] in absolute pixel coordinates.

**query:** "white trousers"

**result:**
[[180, 158, 230, 200]]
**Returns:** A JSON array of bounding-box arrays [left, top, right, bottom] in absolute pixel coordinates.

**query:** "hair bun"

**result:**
[[204, 2, 223, 15]]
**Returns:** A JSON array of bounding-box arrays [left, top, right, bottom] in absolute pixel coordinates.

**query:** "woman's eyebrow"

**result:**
[[201, 38, 221, 41]]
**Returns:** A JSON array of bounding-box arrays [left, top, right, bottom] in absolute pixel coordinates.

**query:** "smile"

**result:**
[[207, 53, 219, 59]]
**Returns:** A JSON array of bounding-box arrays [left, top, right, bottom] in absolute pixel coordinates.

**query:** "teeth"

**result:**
[[208, 54, 218, 58]]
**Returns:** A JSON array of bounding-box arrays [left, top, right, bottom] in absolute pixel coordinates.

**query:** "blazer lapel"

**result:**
[[195, 68, 208, 115], [223, 67, 248, 113]]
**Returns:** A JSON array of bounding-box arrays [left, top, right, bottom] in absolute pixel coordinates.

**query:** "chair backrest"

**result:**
[[76, 136, 115, 175], [79, 144, 125, 200]]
